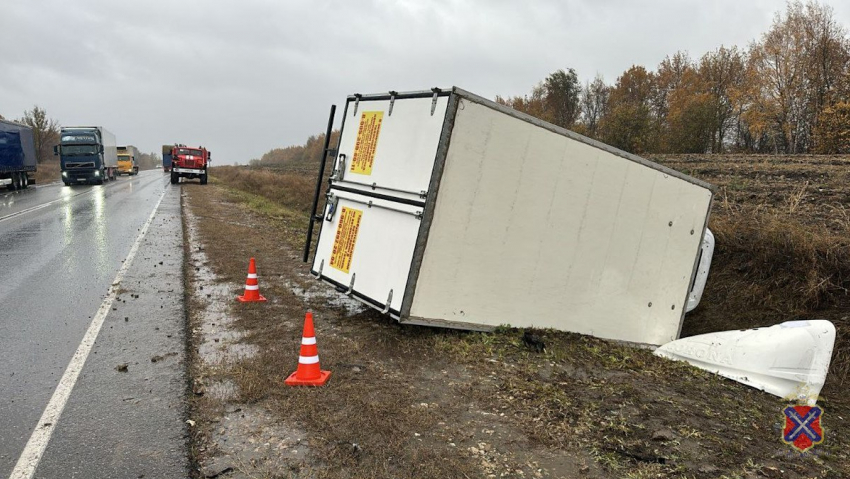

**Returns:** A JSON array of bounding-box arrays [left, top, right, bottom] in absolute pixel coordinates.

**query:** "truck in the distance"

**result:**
[[169, 144, 210, 184], [55, 126, 118, 185], [162, 144, 174, 172], [117, 145, 140, 175], [0, 119, 37, 190]]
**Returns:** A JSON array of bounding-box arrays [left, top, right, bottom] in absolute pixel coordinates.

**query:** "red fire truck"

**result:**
[[169, 144, 210, 184]]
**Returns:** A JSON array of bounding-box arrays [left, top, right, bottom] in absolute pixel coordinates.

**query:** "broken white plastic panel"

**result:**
[[654, 320, 835, 405], [686, 228, 714, 313]]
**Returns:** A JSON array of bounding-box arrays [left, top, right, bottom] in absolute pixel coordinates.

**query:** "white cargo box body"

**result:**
[[311, 87, 714, 345]]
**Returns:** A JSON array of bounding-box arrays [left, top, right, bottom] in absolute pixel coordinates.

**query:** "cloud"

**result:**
[[1, 0, 847, 163]]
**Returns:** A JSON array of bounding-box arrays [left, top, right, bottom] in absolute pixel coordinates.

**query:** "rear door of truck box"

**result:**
[[310, 91, 451, 316]]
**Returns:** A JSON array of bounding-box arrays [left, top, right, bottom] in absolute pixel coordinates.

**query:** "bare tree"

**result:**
[[543, 68, 582, 129], [580, 75, 610, 139], [654, 51, 694, 151], [744, 1, 849, 153], [698, 46, 746, 152], [600, 66, 658, 153], [802, 2, 850, 141], [19, 105, 60, 163]]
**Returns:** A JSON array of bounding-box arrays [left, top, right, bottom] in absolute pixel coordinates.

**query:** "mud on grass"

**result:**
[[183, 180, 849, 479]]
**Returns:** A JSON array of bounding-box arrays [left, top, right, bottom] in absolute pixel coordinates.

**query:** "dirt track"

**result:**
[[182, 171, 849, 479]]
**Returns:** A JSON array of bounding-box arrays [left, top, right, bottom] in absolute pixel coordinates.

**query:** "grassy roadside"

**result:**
[[211, 160, 850, 390], [34, 161, 60, 184], [181, 164, 850, 478]]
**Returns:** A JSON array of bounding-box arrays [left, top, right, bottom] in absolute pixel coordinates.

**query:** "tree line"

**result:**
[[497, 1, 850, 155], [0, 106, 161, 169], [248, 132, 339, 171]]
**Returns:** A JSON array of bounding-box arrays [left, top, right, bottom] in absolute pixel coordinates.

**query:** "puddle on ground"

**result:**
[[184, 204, 258, 366], [185, 192, 315, 479], [287, 277, 366, 316]]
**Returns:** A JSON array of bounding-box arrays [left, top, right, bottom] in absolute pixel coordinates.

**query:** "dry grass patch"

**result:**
[[34, 161, 61, 184], [211, 166, 316, 214]]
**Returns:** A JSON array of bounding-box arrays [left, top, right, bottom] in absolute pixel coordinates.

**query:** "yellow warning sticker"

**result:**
[[350, 111, 383, 175], [330, 206, 363, 273]]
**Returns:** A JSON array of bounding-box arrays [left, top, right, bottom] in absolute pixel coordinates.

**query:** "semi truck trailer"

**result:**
[[0, 119, 37, 190], [305, 87, 716, 346], [169, 144, 210, 184], [117, 145, 140, 175], [56, 126, 118, 185]]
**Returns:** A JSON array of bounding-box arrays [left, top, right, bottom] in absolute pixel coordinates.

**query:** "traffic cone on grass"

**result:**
[[237, 257, 267, 302], [285, 312, 331, 386]]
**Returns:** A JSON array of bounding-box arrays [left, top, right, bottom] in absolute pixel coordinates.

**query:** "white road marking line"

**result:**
[[9, 186, 169, 479], [0, 190, 94, 223], [0, 172, 160, 223]]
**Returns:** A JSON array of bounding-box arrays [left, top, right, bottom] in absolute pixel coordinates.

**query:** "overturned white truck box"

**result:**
[[306, 88, 714, 345]]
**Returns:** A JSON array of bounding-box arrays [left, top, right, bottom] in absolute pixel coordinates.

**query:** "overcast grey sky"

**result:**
[[2, 0, 849, 164]]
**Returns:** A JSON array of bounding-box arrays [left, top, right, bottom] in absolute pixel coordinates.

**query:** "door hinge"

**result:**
[[325, 193, 339, 222], [431, 87, 442, 116], [382, 289, 394, 314], [332, 154, 346, 182], [353, 94, 362, 117], [346, 273, 356, 296], [388, 91, 398, 116]]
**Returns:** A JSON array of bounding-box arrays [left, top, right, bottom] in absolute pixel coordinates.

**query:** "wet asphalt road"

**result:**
[[0, 171, 189, 478]]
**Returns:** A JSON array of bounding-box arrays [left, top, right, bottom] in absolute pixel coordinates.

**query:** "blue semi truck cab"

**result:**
[[55, 126, 118, 185]]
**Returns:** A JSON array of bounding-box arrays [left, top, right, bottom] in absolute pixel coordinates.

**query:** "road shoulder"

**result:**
[[34, 184, 189, 478]]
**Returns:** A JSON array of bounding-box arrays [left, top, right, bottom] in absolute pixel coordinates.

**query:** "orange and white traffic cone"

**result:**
[[285, 312, 331, 386], [237, 257, 267, 302]]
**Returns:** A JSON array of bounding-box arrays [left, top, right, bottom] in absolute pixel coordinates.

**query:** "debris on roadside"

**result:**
[[522, 331, 545, 353], [654, 320, 836, 405], [151, 352, 178, 363]]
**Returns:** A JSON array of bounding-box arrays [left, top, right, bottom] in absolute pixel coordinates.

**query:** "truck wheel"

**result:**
[[12, 173, 21, 191], [21, 174, 28, 189], [170, 171, 178, 184], [200, 173, 208, 185]]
